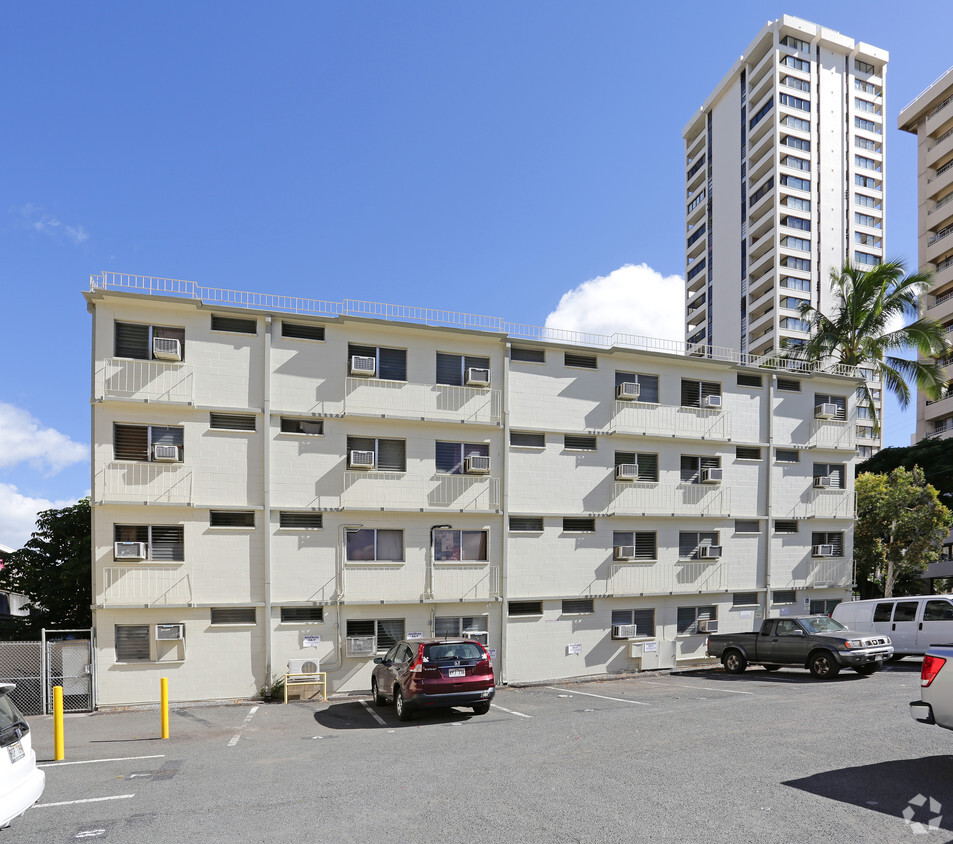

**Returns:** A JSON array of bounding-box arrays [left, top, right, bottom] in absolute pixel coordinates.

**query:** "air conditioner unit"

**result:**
[[702, 467, 723, 484], [704, 394, 723, 409], [114, 541, 147, 561], [614, 545, 636, 561], [815, 402, 838, 419], [156, 624, 184, 641], [462, 631, 489, 646], [465, 367, 490, 387], [699, 545, 722, 559], [616, 381, 641, 401], [349, 450, 376, 469], [696, 619, 719, 633], [288, 658, 321, 675], [615, 463, 639, 481], [346, 636, 376, 657], [349, 355, 376, 377], [152, 337, 182, 361], [464, 455, 491, 474], [152, 444, 180, 462], [812, 544, 834, 557], [813, 475, 834, 489], [612, 624, 639, 639]]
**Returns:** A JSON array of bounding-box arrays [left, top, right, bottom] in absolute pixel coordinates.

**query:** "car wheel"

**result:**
[[808, 651, 841, 679], [854, 664, 880, 676], [722, 650, 747, 674], [395, 687, 413, 722], [371, 678, 387, 706], [471, 702, 491, 715], [763, 664, 781, 672]]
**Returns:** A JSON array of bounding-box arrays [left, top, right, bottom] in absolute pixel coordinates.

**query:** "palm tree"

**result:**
[[787, 260, 950, 435]]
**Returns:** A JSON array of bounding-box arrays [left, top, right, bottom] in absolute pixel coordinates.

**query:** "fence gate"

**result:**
[[0, 630, 93, 715]]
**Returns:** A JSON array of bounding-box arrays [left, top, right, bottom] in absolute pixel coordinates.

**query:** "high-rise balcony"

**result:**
[[96, 358, 194, 404], [610, 482, 732, 517], [343, 378, 501, 426]]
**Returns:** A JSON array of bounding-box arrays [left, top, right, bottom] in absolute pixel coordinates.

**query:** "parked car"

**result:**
[[0, 684, 45, 829], [910, 644, 953, 732], [371, 638, 495, 721], [706, 615, 893, 678], [832, 595, 953, 656]]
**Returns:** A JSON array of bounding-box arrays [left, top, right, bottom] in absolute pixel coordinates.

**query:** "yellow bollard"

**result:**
[[53, 686, 64, 761], [160, 678, 169, 739]]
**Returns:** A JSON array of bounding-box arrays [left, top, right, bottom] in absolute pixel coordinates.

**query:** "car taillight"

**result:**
[[922, 655, 947, 687], [409, 648, 424, 674], [475, 659, 490, 673]]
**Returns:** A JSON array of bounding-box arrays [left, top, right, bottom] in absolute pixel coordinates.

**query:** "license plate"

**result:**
[[7, 741, 24, 763], [448, 668, 465, 678]]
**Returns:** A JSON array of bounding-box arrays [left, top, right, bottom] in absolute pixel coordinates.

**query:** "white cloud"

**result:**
[[545, 263, 685, 344], [0, 403, 88, 474], [0, 483, 82, 551], [18, 203, 89, 245]]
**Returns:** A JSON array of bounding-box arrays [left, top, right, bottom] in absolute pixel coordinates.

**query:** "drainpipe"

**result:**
[[263, 316, 273, 685], [500, 340, 510, 683], [763, 373, 776, 628]]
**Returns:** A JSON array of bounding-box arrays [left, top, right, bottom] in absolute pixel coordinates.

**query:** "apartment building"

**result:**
[[87, 273, 858, 706], [684, 15, 887, 459], [899, 67, 953, 441]]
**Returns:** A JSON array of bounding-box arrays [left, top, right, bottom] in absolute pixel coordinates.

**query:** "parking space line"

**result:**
[[227, 705, 259, 746], [656, 681, 755, 696], [546, 687, 650, 705], [491, 703, 532, 718], [39, 754, 165, 768], [359, 700, 388, 726], [36, 794, 136, 808]]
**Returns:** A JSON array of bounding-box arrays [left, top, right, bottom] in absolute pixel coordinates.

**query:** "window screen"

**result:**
[[774, 520, 798, 534], [735, 447, 761, 460], [510, 347, 545, 363], [733, 592, 758, 606], [210, 608, 257, 624], [279, 512, 323, 529], [773, 590, 797, 604], [509, 517, 543, 532], [737, 373, 763, 388], [564, 435, 597, 450], [611, 609, 655, 637], [435, 353, 490, 386], [811, 532, 844, 556], [613, 531, 657, 560], [734, 521, 761, 533], [776, 449, 799, 463], [562, 599, 594, 614], [565, 353, 597, 369], [115, 322, 150, 359], [615, 372, 659, 403], [678, 532, 719, 559], [614, 452, 659, 482], [281, 322, 325, 341], [435, 442, 488, 474], [510, 432, 545, 448], [676, 606, 716, 634], [280, 607, 324, 622], [508, 601, 543, 616], [814, 393, 848, 420], [115, 625, 150, 661], [777, 378, 801, 392], [210, 511, 255, 528], [681, 380, 721, 408], [210, 413, 256, 431], [211, 315, 257, 334], [563, 518, 595, 533]]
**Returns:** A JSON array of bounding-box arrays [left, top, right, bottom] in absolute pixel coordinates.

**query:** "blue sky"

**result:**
[[1, 1, 948, 546]]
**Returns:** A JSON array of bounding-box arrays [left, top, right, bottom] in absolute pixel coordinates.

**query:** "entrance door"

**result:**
[[46, 639, 93, 713]]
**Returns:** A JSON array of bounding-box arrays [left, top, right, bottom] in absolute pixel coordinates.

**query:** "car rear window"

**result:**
[[423, 643, 485, 662]]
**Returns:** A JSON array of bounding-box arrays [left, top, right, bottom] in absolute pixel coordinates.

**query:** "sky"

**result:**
[[1, 1, 949, 548]]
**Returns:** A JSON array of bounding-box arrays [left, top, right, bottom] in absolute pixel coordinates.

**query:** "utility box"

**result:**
[[629, 639, 676, 671]]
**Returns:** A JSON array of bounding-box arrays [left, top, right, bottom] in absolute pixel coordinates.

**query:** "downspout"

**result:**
[[263, 316, 273, 685], [88, 296, 98, 711], [500, 339, 510, 683], [764, 373, 776, 627]]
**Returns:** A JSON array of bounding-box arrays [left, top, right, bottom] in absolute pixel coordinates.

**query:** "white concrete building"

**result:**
[[898, 67, 953, 441], [87, 273, 859, 705], [684, 15, 887, 458]]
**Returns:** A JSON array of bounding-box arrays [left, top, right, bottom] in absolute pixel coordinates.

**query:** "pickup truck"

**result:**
[[910, 644, 953, 732], [706, 615, 893, 678]]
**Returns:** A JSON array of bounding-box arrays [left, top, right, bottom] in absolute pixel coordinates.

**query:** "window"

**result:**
[[774, 520, 798, 534], [781, 276, 810, 292], [211, 315, 256, 334], [211, 608, 257, 624], [615, 372, 659, 403], [614, 451, 659, 482], [735, 447, 761, 461], [510, 431, 545, 448], [782, 236, 811, 251], [814, 393, 847, 420], [855, 155, 878, 171], [780, 54, 810, 71], [781, 155, 810, 172], [565, 353, 597, 369], [280, 417, 324, 435], [779, 296, 807, 310], [779, 93, 810, 111], [777, 378, 801, 392], [781, 256, 811, 271], [115, 625, 150, 661], [781, 75, 810, 92], [564, 435, 597, 451], [435, 441, 489, 474], [775, 450, 799, 463], [680, 379, 721, 409], [210, 413, 256, 432], [114, 525, 184, 561], [782, 115, 810, 132], [346, 436, 406, 471], [676, 605, 716, 634], [810, 599, 841, 615], [680, 455, 720, 484], [562, 599, 594, 615], [279, 512, 323, 529], [749, 177, 774, 206], [508, 601, 543, 617], [748, 98, 774, 130], [613, 531, 657, 560], [733, 592, 758, 605], [345, 529, 404, 562], [854, 98, 876, 113], [855, 174, 879, 190], [509, 516, 543, 532], [782, 135, 810, 152], [855, 136, 878, 151], [737, 373, 762, 388], [773, 590, 797, 604], [855, 58, 875, 74], [813, 462, 845, 489], [783, 196, 811, 211], [854, 251, 879, 265], [678, 532, 719, 560], [436, 352, 490, 386], [611, 608, 654, 637], [855, 116, 880, 133], [855, 212, 877, 227], [510, 346, 544, 363], [115, 322, 186, 361], [210, 511, 255, 528], [347, 619, 404, 653], [781, 216, 811, 233], [857, 445, 874, 459], [281, 321, 325, 341], [435, 616, 489, 639], [114, 424, 184, 462], [347, 343, 407, 381], [923, 600, 953, 622], [563, 518, 595, 533], [780, 174, 810, 191], [281, 607, 323, 622], [780, 317, 810, 332], [812, 531, 844, 556], [781, 35, 810, 51], [433, 529, 488, 562]]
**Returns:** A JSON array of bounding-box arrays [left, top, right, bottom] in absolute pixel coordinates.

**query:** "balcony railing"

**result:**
[[343, 378, 501, 425], [787, 488, 855, 520], [809, 419, 857, 450], [431, 565, 500, 601], [96, 358, 194, 403], [611, 482, 731, 517], [609, 561, 725, 595], [807, 558, 852, 587], [610, 403, 731, 440], [340, 472, 501, 512], [102, 567, 192, 606], [99, 462, 193, 505]]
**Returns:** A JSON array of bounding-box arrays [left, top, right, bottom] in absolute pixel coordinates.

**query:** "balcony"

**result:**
[[96, 358, 194, 404], [786, 488, 855, 520], [611, 482, 731, 517], [97, 462, 193, 505], [344, 378, 501, 425], [610, 403, 730, 441], [431, 565, 500, 601], [775, 557, 852, 590], [609, 561, 725, 596], [343, 563, 420, 603], [809, 419, 855, 450], [340, 472, 501, 512], [101, 566, 192, 606]]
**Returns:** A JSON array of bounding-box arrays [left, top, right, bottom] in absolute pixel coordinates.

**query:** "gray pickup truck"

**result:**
[[910, 644, 953, 732], [706, 615, 893, 678]]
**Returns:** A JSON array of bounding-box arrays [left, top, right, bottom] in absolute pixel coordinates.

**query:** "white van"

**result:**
[[832, 595, 953, 655]]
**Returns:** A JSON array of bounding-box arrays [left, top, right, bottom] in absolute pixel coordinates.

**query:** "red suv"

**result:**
[[371, 638, 495, 721]]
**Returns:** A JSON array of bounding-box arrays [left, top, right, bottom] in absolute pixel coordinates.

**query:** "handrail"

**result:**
[[900, 65, 953, 116]]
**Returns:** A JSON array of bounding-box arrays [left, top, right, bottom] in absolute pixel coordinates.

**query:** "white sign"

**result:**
[[488, 649, 497, 659], [567, 643, 582, 655], [302, 636, 321, 648], [740, 610, 754, 620], [643, 641, 658, 653], [407, 632, 424, 639]]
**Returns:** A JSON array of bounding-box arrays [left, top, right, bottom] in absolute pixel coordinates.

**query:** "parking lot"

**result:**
[[15, 660, 952, 843]]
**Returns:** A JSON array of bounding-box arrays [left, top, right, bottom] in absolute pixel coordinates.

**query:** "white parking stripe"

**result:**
[[490, 703, 532, 718], [359, 700, 388, 726], [644, 679, 755, 695], [227, 705, 259, 746], [35, 794, 135, 808], [39, 754, 165, 768], [546, 687, 650, 705]]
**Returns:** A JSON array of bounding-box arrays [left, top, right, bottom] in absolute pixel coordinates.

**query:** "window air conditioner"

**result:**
[[615, 463, 639, 481], [612, 624, 639, 639], [465, 367, 490, 387], [696, 619, 718, 633], [702, 467, 723, 483], [152, 444, 180, 462], [462, 631, 489, 646], [704, 394, 723, 409], [616, 382, 641, 401], [812, 544, 834, 557], [349, 450, 376, 470], [815, 402, 838, 419], [614, 545, 636, 561], [152, 337, 182, 361], [349, 355, 377, 377], [288, 658, 321, 675], [813, 475, 834, 488], [345, 636, 376, 658], [464, 455, 491, 474], [699, 545, 722, 559], [114, 541, 147, 561], [156, 624, 184, 641]]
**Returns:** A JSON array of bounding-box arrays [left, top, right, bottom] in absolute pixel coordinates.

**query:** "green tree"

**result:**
[[854, 469, 952, 598], [791, 260, 949, 434], [858, 437, 953, 501], [0, 499, 91, 637]]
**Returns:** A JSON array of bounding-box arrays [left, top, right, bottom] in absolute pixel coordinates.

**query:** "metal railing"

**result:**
[[100, 462, 193, 504], [344, 378, 502, 425], [611, 482, 732, 517], [341, 471, 501, 512], [610, 403, 731, 441], [609, 561, 725, 595], [96, 358, 194, 403], [930, 192, 953, 216], [102, 567, 193, 605], [900, 65, 953, 116]]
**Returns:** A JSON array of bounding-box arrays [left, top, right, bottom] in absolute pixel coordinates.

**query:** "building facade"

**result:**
[[899, 67, 953, 441], [684, 15, 887, 459], [88, 273, 858, 706]]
